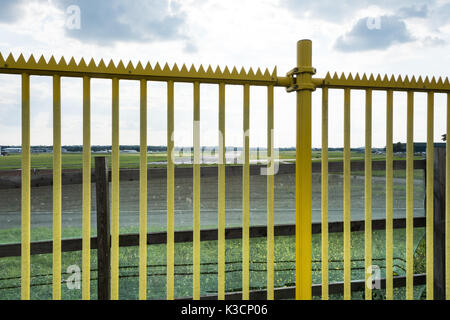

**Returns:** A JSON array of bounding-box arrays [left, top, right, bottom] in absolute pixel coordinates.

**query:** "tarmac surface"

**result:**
[[0, 169, 425, 231]]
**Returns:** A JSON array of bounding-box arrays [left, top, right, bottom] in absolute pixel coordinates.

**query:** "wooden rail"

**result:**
[[0, 217, 426, 258]]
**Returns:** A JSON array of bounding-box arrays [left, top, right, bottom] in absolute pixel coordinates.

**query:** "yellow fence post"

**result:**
[[218, 83, 226, 300], [267, 85, 274, 300], [193, 82, 201, 300], [111, 77, 120, 300], [139, 79, 148, 300], [242, 84, 250, 300], [52, 75, 62, 300], [296, 39, 314, 300], [386, 90, 394, 300], [321, 87, 329, 300], [21, 73, 30, 300], [82, 76, 91, 300]]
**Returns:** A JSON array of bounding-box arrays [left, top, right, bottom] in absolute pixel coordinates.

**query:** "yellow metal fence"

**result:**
[[0, 39, 449, 300]]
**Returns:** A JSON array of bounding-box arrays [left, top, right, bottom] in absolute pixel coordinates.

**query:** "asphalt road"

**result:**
[[0, 172, 425, 230]]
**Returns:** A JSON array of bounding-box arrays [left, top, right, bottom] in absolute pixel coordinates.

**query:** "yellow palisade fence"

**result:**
[[0, 39, 449, 300]]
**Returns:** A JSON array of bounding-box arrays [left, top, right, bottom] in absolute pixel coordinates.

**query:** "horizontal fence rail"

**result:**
[[0, 217, 426, 259]]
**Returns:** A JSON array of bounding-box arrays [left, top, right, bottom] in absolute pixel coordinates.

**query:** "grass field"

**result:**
[[0, 151, 423, 170], [0, 226, 426, 300]]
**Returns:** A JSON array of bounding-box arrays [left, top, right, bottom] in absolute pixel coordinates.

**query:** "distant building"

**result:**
[[3, 147, 22, 154]]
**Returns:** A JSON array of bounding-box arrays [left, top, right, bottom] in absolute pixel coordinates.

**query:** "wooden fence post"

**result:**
[[434, 146, 446, 300], [95, 156, 111, 300]]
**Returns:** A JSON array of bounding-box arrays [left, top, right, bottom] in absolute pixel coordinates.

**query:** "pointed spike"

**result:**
[[264, 68, 271, 77], [126, 60, 134, 70], [197, 64, 206, 74], [172, 63, 180, 73], [152, 62, 161, 72], [437, 77, 443, 85], [78, 58, 87, 68], [354, 73, 361, 81], [410, 75, 417, 85], [206, 65, 214, 75], [239, 67, 247, 76], [144, 62, 152, 72], [16, 53, 26, 66], [256, 67, 263, 77], [107, 59, 116, 71], [116, 60, 126, 72], [180, 64, 188, 74], [214, 65, 222, 75], [382, 74, 388, 83], [162, 62, 170, 72], [332, 72, 339, 80], [362, 73, 368, 82], [231, 66, 239, 76], [6, 53, 15, 65], [248, 67, 255, 77], [368, 74, 375, 82], [0, 52, 4, 64], [431, 76, 437, 85], [340, 72, 346, 80], [97, 58, 106, 70], [135, 61, 144, 72], [347, 73, 353, 81], [396, 74, 403, 83], [375, 74, 381, 82], [57, 56, 67, 67], [424, 76, 430, 84], [444, 77, 449, 86], [88, 58, 96, 69], [188, 64, 196, 73], [325, 72, 331, 80], [37, 55, 47, 66], [68, 57, 77, 68], [48, 55, 57, 67], [223, 66, 231, 76]]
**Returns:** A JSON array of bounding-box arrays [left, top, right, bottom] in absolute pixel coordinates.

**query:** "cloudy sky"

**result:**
[[0, 0, 449, 148]]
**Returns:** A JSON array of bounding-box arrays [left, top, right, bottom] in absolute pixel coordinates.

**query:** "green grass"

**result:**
[[0, 151, 425, 171], [0, 226, 426, 300]]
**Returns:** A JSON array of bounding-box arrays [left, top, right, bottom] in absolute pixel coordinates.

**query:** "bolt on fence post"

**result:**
[[296, 39, 314, 300], [95, 156, 111, 300]]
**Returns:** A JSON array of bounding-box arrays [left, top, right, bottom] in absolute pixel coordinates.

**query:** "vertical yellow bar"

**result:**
[[218, 83, 226, 300], [426, 92, 434, 300], [111, 78, 120, 300], [82, 76, 91, 300], [386, 90, 394, 300], [343, 88, 351, 300], [139, 79, 148, 300], [446, 93, 450, 300], [365, 89, 372, 300], [242, 84, 250, 300], [53, 75, 62, 300], [267, 85, 274, 300], [167, 81, 175, 300], [21, 73, 30, 300], [296, 39, 312, 300], [321, 87, 329, 300], [193, 82, 201, 300], [406, 91, 414, 300]]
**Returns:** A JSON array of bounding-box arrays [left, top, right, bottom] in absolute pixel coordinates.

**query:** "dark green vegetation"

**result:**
[[0, 227, 426, 300]]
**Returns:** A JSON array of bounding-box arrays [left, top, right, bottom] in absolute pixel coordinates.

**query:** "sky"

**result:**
[[0, 0, 449, 149]]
